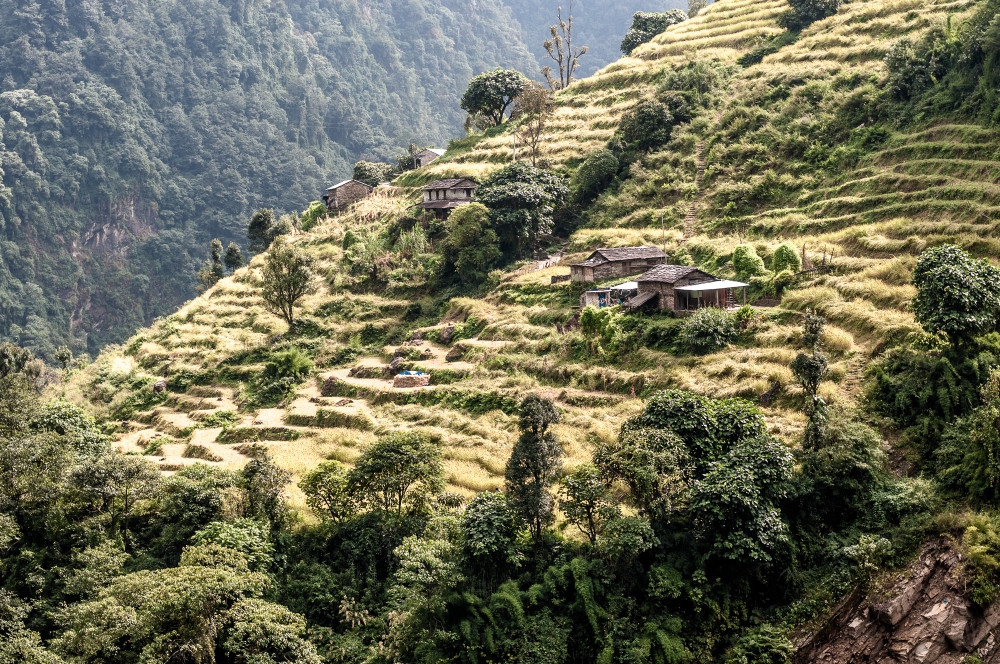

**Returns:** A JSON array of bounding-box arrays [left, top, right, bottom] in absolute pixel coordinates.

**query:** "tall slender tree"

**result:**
[[542, 1, 588, 90]]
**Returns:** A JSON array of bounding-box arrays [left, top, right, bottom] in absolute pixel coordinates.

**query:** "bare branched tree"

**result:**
[[541, 1, 588, 91], [511, 82, 554, 166]]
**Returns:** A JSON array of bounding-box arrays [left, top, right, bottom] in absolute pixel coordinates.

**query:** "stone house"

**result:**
[[418, 178, 477, 218], [324, 179, 373, 212], [414, 148, 446, 168], [633, 264, 748, 311], [569, 246, 667, 283]]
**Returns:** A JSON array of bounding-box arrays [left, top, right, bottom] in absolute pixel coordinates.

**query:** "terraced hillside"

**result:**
[[63, 0, 999, 511]]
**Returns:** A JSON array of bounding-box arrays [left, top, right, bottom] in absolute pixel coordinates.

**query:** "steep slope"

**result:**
[[0, 0, 535, 360]]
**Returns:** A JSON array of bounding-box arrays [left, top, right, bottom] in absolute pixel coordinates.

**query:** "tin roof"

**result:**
[[571, 246, 667, 267], [423, 178, 477, 190]]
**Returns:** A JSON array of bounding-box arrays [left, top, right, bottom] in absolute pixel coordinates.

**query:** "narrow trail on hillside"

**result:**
[[683, 141, 706, 240]]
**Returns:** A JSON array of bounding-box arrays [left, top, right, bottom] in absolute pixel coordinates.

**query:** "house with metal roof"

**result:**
[[569, 246, 667, 283], [633, 264, 748, 311], [418, 178, 477, 218], [323, 179, 374, 212]]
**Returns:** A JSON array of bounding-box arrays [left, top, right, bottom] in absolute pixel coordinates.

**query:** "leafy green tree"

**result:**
[[69, 454, 160, 550], [732, 245, 767, 280], [0, 591, 63, 664], [771, 243, 801, 273], [791, 314, 829, 449], [353, 160, 396, 186], [558, 463, 616, 543], [462, 491, 521, 590], [197, 238, 226, 291], [222, 598, 322, 664], [572, 148, 619, 202], [54, 345, 72, 370], [620, 10, 688, 55], [460, 68, 529, 127], [248, 208, 277, 254], [299, 460, 355, 524], [443, 202, 502, 286], [689, 436, 793, 565], [779, 0, 842, 30], [594, 427, 690, 520], [615, 97, 674, 151], [239, 447, 292, 526], [475, 161, 569, 258], [912, 244, 1000, 345], [347, 432, 444, 517], [192, 519, 274, 572], [937, 370, 1000, 502], [504, 395, 563, 542], [224, 242, 244, 273], [259, 238, 317, 327]]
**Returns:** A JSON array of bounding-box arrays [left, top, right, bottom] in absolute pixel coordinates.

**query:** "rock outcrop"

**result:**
[[795, 539, 1000, 663]]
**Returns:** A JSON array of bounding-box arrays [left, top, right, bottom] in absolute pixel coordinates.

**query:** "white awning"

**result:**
[[675, 280, 749, 291], [610, 281, 638, 291]]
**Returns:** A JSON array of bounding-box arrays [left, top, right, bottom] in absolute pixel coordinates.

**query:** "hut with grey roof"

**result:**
[[569, 246, 667, 283], [633, 264, 747, 311]]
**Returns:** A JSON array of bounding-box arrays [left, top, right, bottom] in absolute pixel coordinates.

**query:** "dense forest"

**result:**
[[0, 0, 536, 360]]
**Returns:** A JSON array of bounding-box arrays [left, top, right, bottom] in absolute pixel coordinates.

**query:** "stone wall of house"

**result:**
[[330, 181, 372, 210]]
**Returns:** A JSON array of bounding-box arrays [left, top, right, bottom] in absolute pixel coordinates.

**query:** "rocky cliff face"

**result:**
[[796, 540, 1000, 663]]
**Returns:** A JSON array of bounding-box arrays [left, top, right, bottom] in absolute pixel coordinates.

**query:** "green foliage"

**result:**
[[347, 432, 445, 517], [778, 0, 842, 31], [505, 395, 563, 542], [955, 512, 1000, 605], [192, 519, 274, 572], [353, 161, 397, 187], [616, 98, 674, 152], [679, 307, 740, 354], [572, 148, 620, 202], [475, 161, 570, 259], [936, 371, 1000, 502], [595, 427, 689, 519], [259, 239, 317, 327], [299, 461, 355, 524], [770, 243, 801, 274], [298, 202, 327, 233], [912, 244, 1000, 345], [442, 202, 502, 287], [224, 243, 244, 273], [620, 10, 688, 56], [249, 209, 277, 255], [559, 463, 616, 543], [724, 624, 793, 664], [731, 245, 767, 281], [460, 68, 529, 127]]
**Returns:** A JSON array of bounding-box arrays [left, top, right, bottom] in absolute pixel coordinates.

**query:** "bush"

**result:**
[[572, 149, 619, 202], [679, 308, 739, 353], [770, 243, 801, 274], [620, 10, 688, 55], [353, 160, 396, 186], [616, 98, 673, 152], [732, 245, 767, 280], [778, 0, 842, 31]]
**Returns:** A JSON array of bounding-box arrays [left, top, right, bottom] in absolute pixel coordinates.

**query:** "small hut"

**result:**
[[635, 265, 747, 311], [414, 148, 446, 168], [570, 247, 667, 283], [324, 179, 373, 212]]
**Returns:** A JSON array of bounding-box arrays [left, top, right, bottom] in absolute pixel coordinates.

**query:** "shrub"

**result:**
[[679, 308, 739, 353], [771, 243, 801, 274], [572, 149, 619, 202], [620, 10, 688, 55], [616, 98, 673, 152], [732, 245, 767, 280], [778, 0, 842, 31]]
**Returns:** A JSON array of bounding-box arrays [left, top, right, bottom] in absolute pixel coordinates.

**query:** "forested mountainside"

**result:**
[[14, 0, 1000, 662], [0, 0, 535, 360], [506, 0, 688, 78]]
